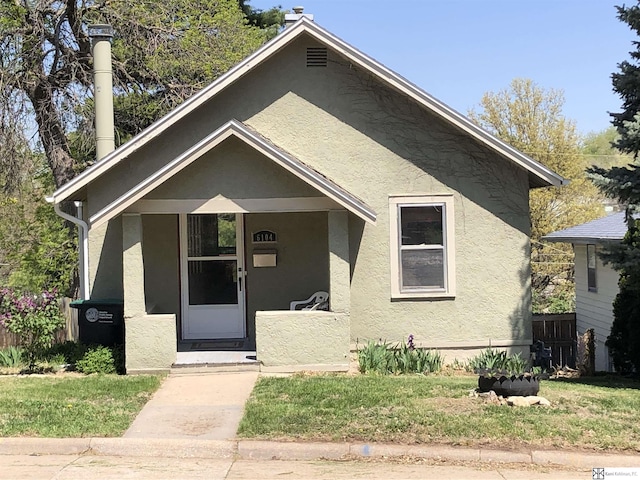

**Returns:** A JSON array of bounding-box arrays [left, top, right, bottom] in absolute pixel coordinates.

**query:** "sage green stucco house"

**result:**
[[51, 17, 565, 373]]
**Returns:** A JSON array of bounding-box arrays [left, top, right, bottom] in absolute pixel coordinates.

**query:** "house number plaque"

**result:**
[[252, 230, 277, 243]]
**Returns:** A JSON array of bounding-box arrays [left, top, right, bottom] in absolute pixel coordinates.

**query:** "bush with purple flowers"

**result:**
[[0, 288, 64, 369]]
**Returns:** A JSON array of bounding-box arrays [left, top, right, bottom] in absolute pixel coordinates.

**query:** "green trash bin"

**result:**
[[70, 299, 124, 347]]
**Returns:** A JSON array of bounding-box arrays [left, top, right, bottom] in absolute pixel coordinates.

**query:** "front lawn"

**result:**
[[0, 374, 162, 437], [238, 374, 640, 452]]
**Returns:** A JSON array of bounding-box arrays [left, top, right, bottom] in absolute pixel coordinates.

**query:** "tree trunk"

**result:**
[[30, 83, 76, 189]]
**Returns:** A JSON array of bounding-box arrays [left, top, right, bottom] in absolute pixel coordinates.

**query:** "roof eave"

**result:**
[[543, 236, 622, 244]]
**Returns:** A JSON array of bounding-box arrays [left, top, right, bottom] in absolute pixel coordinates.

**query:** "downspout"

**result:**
[[48, 198, 90, 299]]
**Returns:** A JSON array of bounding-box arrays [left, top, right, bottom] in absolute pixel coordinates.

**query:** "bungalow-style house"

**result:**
[[544, 212, 629, 372], [50, 14, 565, 373]]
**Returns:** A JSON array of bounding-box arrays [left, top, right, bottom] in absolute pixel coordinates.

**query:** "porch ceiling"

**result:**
[[87, 120, 377, 228]]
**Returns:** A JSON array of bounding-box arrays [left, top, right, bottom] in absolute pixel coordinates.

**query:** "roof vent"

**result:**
[[306, 47, 327, 67]]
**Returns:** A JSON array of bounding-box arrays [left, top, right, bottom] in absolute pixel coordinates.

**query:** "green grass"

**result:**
[[0, 375, 162, 437], [238, 374, 640, 452]]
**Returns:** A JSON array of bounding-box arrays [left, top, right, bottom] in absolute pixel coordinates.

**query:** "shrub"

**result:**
[[0, 288, 64, 369], [76, 345, 117, 374], [45, 340, 88, 365], [76, 344, 124, 374]]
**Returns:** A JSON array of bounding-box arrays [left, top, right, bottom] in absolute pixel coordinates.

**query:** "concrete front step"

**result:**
[[173, 350, 260, 373], [171, 363, 260, 374]]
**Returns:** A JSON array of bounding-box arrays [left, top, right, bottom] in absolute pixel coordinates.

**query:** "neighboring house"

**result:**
[[544, 212, 628, 372], [50, 16, 565, 373]]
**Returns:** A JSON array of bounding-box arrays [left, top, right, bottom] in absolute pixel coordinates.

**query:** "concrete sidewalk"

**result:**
[[0, 370, 637, 471], [0, 455, 594, 480]]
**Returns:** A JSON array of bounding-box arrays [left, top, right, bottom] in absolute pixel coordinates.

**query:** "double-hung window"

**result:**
[[587, 244, 597, 292], [389, 195, 455, 298]]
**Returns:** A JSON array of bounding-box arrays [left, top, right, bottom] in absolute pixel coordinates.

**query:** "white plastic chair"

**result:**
[[290, 291, 329, 311]]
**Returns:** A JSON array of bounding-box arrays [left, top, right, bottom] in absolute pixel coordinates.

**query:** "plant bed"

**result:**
[[478, 374, 540, 397]]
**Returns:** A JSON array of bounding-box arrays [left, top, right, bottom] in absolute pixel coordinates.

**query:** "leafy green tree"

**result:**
[[0, 167, 77, 296], [470, 78, 604, 312], [240, 0, 286, 39], [587, 2, 640, 373], [582, 127, 631, 171]]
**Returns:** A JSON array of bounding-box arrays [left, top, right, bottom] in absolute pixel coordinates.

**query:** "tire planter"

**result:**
[[478, 374, 540, 397]]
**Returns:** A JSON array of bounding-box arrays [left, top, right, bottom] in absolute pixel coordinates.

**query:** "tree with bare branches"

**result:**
[[0, 0, 283, 293], [0, 0, 281, 188]]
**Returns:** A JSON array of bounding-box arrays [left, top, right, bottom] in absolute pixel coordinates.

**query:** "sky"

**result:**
[[248, 0, 637, 136]]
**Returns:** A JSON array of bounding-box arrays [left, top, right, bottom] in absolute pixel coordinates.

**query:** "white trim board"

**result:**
[[127, 197, 341, 214], [52, 17, 565, 206], [88, 120, 376, 228]]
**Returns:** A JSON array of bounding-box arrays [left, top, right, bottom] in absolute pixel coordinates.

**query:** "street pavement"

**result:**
[[0, 370, 637, 479]]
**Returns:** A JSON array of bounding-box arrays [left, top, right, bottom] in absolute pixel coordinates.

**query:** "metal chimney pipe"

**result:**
[[285, 6, 313, 28], [88, 24, 115, 161]]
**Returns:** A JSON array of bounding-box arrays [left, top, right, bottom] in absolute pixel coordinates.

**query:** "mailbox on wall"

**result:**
[[253, 250, 277, 267]]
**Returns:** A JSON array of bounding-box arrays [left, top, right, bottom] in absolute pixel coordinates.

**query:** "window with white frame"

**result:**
[[587, 244, 597, 292], [389, 195, 455, 298]]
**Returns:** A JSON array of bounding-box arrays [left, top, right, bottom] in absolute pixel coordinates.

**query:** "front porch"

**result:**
[[121, 209, 353, 374]]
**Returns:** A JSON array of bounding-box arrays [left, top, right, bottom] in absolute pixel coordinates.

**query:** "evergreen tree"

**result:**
[[588, 2, 640, 373]]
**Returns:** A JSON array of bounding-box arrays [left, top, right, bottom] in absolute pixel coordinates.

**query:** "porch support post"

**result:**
[[328, 210, 350, 313], [122, 213, 146, 318]]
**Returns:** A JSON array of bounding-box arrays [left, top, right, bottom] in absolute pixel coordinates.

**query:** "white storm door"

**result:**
[[180, 213, 245, 340]]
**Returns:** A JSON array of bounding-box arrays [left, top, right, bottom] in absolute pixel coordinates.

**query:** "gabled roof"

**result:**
[[87, 120, 376, 228], [543, 212, 631, 244], [52, 17, 566, 205]]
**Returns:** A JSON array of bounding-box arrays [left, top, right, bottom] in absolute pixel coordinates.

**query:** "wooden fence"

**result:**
[[0, 297, 78, 349], [532, 313, 577, 368]]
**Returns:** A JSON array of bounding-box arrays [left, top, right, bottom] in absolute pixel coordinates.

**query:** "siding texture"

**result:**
[[574, 244, 618, 371]]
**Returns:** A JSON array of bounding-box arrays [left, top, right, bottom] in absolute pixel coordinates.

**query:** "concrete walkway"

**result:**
[[124, 370, 259, 440]]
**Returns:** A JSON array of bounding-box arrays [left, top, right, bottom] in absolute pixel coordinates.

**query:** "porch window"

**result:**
[[587, 244, 597, 292], [187, 214, 238, 305], [389, 195, 455, 298]]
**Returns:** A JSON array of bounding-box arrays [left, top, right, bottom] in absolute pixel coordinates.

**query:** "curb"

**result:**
[[0, 438, 91, 456], [236, 440, 640, 468], [90, 438, 236, 459], [0, 438, 638, 468]]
